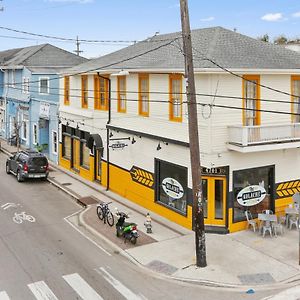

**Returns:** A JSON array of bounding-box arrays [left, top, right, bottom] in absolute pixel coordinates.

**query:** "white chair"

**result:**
[[245, 210, 257, 232], [262, 209, 273, 215], [289, 215, 298, 230], [262, 220, 273, 237], [272, 219, 284, 237]]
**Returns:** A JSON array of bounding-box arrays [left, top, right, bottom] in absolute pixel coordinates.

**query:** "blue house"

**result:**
[[0, 44, 87, 163]]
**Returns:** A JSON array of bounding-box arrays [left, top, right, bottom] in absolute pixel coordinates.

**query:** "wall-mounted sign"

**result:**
[[39, 102, 50, 119], [109, 141, 128, 150], [237, 185, 266, 206], [162, 177, 184, 199], [201, 167, 226, 176]]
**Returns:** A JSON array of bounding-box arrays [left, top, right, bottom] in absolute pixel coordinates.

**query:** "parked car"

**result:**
[[6, 150, 49, 182]]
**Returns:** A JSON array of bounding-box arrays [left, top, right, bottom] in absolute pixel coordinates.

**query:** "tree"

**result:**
[[258, 34, 269, 42], [274, 35, 288, 45]]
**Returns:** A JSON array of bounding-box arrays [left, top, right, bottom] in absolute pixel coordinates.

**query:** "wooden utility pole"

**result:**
[[180, 0, 207, 267]]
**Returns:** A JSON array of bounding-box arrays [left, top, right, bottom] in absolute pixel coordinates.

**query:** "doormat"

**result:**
[[238, 273, 275, 285], [146, 260, 178, 275]]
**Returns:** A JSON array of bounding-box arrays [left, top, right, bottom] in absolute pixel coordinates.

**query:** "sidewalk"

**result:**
[[1, 139, 300, 291]]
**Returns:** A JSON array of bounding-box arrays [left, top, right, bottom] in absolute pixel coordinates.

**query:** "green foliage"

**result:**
[[35, 143, 48, 152]]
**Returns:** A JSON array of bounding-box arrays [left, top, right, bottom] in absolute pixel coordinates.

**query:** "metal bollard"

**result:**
[[144, 213, 152, 233]]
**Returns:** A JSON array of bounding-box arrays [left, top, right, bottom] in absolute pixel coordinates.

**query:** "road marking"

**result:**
[[0, 291, 10, 300], [262, 286, 300, 299], [96, 267, 146, 300], [64, 215, 111, 256], [28, 281, 58, 300], [1, 203, 18, 210], [63, 273, 103, 300], [12, 212, 36, 224]]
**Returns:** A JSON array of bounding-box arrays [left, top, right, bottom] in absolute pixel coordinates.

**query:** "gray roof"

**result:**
[[0, 44, 87, 72], [67, 27, 300, 74]]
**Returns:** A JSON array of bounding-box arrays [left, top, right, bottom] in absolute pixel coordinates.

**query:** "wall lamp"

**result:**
[[156, 141, 168, 151], [131, 137, 136, 144], [109, 131, 114, 138]]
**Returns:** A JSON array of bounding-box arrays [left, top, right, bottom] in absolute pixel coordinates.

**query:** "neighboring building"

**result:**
[[0, 44, 87, 163], [59, 26, 300, 233], [284, 41, 300, 53]]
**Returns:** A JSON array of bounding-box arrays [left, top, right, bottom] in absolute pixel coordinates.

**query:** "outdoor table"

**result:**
[[258, 213, 277, 235]]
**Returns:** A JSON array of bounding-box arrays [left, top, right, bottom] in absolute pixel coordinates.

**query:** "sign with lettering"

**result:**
[[109, 141, 128, 150], [201, 167, 226, 176], [162, 177, 184, 199], [39, 102, 50, 119], [237, 185, 266, 206]]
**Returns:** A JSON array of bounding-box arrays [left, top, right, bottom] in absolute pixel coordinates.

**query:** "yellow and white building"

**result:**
[[59, 27, 300, 233]]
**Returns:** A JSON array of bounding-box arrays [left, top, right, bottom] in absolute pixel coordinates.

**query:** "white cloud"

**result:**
[[261, 13, 283, 22], [46, 0, 93, 3], [292, 11, 300, 18], [200, 16, 215, 22]]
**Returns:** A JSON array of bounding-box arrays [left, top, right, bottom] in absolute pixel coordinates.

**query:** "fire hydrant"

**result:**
[[144, 213, 152, 233]]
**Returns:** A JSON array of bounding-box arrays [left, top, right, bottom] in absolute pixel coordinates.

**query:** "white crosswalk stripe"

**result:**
[[63, 273, 104, 300], [262, 286, 300, 300], [28, 281, 59, 300], [96, 267, 146, 300], [0, 291, 10, 300]]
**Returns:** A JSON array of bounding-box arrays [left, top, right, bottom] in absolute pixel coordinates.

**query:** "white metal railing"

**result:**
[[228, 123, 300, 146]]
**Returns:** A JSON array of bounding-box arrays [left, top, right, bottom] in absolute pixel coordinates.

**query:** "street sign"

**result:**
[[237, 185, 266, 206]]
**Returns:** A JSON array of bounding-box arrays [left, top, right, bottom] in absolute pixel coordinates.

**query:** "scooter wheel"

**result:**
[[130, 236, 137, 245], [116, 229, 121, 237]]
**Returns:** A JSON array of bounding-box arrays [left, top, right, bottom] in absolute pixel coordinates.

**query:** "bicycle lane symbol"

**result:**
[[12, 212, 36, 224]]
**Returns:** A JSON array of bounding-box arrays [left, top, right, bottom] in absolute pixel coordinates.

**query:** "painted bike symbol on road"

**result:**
[[12, 212, 36, 224]]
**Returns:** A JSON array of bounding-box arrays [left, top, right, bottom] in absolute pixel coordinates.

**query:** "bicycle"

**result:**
[[96, 201, 114, 226]]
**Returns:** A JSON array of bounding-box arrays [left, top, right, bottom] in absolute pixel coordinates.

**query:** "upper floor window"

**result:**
[[291, 75, 300, 123], [117, 76, 126, 113], [11, 70, 15, 87], [39, 77, 49, 94], [22, 77, 30, 93], [169, 74, 182, 122], [33, 123, 38, 145], [138, 74, 149, 116], [94, 75, 109, 110], [242, 75, 260, 126], [81, 75, 88, 109], [64, 76, 70, 105]]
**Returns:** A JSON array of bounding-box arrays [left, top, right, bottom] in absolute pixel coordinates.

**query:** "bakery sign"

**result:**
[[237, 185, 266, 206], [162, 177, 184, 199]]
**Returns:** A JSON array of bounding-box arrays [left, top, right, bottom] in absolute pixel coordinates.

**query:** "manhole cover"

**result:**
[[238, 273, 275, 285], [79, 196, 98, 205], [62, 182, 72, 186], [146, 260, 178, 275]]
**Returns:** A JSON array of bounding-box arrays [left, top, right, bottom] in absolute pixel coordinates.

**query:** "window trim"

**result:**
[[11, 69, 15, 87], [52, 130, 58, 155], [81, 75, 88, 109], [117, 76, 127, 113], [22, 77, 30, 94], [64, 76, 70, 105], [94, 74, 109, 110], [39, 77, 50, 94], [291, 75, 300, 123], [242, 75, 261, 126], [169, 74, 183, 122], [138, 74, 149, 117], [32, 123, 38, 145]]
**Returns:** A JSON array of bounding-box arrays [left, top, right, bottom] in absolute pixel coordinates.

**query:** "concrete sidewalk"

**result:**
[[1, 139, 300, 291]]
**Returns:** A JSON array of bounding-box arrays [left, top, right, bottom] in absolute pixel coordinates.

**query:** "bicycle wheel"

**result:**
[[106, 211, 114, 226], [97, 206, 104, 220], [26, 215, 36, 222]]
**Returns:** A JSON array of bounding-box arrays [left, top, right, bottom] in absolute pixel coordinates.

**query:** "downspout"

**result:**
[[0, 68, 8, 139]]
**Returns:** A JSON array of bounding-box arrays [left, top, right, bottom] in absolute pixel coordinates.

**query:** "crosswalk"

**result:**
[[0, 268, 147, 300]]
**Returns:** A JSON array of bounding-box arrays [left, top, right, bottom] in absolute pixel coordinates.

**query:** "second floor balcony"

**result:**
[[228, 123, 300, 153]]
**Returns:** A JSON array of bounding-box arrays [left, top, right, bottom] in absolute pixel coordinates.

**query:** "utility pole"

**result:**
[[180, 0, 207, 267], [74, 36, 83, 56]]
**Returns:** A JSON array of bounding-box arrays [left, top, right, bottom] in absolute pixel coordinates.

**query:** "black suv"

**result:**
[[6, 150, 49, 182]]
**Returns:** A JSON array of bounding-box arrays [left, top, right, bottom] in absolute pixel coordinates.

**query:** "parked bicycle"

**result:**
[[96, 201, 114, 226]]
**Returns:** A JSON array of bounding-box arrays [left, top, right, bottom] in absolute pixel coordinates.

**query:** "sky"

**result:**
[[0, 0, 300, 58]]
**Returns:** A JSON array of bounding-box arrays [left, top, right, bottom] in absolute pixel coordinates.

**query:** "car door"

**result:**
[[10, 154, 19, 173]]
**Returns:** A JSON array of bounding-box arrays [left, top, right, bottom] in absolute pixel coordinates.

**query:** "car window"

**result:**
[[29, 157, 48, 166]]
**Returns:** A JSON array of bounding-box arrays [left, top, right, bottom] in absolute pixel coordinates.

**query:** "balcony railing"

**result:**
[[228, 123, 300, 147]]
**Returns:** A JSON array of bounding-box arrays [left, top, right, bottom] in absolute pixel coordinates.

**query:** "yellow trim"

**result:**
[[117, 76, 126, 113], [291, 75, 300, 123], [169, 74, 183, 122], [81, 75, 88, 109], [242, 75, 261, 126], [64, 76, 70, 105], [94, 74, 109, 111], [138, 74, 149, 117]]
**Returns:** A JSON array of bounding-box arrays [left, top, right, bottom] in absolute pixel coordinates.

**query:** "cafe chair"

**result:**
[[245, 210, 257, 233], [289, 215, 298, 230], [262, 209, 273, 215], [272, 219, 284, 237], [262, 220, 273, 237]]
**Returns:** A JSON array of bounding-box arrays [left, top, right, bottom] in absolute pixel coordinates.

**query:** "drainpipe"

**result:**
[[0, 68, 8, 139]]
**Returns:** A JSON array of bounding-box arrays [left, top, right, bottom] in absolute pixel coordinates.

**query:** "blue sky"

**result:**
[[1, 0, 300, 58]]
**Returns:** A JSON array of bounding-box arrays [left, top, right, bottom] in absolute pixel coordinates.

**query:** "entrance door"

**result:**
[[94, 149, 101, 182], [202, 176, 226, 226], [72, 138, 80, 171]]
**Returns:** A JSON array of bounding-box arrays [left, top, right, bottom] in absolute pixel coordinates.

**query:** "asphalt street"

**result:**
[[0, 152, 276, 300]]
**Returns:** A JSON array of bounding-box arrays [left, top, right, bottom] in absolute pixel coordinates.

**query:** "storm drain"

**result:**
[[62, 182, 72, 186], [146, 260, 178, 275], [238, 273, 275, 285]]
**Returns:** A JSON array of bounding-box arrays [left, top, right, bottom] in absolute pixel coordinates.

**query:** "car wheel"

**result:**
[[6, 164, 10, 174], [17, 170, 23, 182]]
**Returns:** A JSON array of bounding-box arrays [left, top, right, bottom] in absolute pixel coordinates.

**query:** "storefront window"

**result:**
[[81, 142, 90, 169], [63, 135, 71, 160], [155, 159, 187, 215], [233, 166, 273, 222]]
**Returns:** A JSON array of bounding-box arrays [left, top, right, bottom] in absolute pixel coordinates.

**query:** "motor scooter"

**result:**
[[115, 209, 139, 244]]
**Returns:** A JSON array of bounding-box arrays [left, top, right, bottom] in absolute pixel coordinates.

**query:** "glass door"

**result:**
[[94, 149, 101, 182], [202, 176, 226, 226], [72, 138, 80, 171]]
